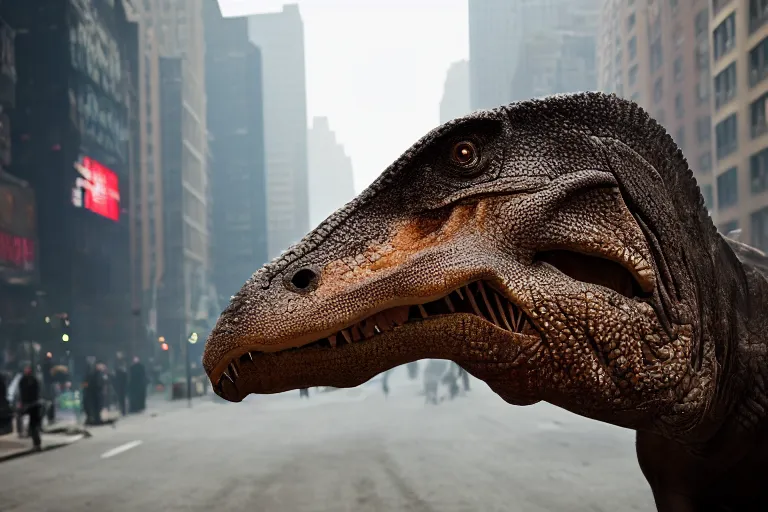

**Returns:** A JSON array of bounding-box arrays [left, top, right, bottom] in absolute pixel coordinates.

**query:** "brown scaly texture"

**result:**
[[203, 92, 768, 510]]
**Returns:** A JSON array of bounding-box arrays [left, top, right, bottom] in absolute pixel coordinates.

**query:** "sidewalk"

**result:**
[[0, 431, 87, 463]]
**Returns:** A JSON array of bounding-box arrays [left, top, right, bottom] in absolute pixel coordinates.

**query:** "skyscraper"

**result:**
[[469, 0, 600, 110], [204, 0, 268, 303], [307, 117, 354, 228], [248, 4, 309, 258], [152, 0, 214, 348], [439, 60, 470, 124]]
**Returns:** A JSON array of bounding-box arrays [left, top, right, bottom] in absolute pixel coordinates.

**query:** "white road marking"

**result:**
[[100, 440, 143, 459]]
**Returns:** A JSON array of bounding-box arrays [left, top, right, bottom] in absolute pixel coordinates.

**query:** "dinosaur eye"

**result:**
[[451, 141, 479, 167]]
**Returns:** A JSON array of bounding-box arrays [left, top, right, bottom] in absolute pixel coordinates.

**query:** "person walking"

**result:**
[[129, 357, 147, 413], [299, 388, 309, 398], [113, 364, 128, 416], [41, 352, 55, 424], [17, 365, 41, 451]]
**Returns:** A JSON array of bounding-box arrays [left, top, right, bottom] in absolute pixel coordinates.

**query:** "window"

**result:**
[[750, 0, 768, 34], [714, 63, 737, 110], [717, 167, 739, 209], [752, 207, 768, 251], [751, 148, 768, 194], [629, 64, 639, 86], [751, 92, 768, 138], [650, 38, 664, 72], [675, 126, 686, 150], [694, 9, 708, 38], [653, 77, 663, 103], [628, 36, 637, 60], [749, 37, 768, 88], [715, 114, 739, 160], [675, 93, 684, 119], [697, 116, 712, 143], [698, 151, 713, 174], [701, 184, 714, 210], [627, 12, 636, 31], [713, 13, 736, 62], [673, 56, 683, 82], [713, 0, 735, 17], [696, 78, 710, 105]]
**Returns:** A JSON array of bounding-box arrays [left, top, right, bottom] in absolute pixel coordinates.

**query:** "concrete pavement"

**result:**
[[0, 373, 656, 511]]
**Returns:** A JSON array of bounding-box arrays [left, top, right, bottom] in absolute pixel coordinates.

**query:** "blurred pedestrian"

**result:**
[[113, 364, 128, 416], [129, 357, 147, 412], [18, 365, 41, 451], [382, 369, 391, 398], [41, 352, 55, 424], [84, 362, 104, 425], [299, 388, 309, 398]]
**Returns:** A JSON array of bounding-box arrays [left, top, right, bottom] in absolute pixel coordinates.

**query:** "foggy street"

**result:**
[[0, 373, 654, 512]]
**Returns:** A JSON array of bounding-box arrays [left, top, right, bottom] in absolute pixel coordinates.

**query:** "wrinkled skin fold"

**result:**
[[203, 93, 768, 511]]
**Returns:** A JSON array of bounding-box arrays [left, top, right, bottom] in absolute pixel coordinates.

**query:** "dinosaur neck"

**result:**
[[694, 237, 768, 445]]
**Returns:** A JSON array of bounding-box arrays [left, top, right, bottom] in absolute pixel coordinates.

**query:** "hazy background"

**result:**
[[220, 0, 469, 193]]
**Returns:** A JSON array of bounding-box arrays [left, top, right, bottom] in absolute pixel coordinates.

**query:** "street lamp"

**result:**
[[61, 334, 69, 342], [185, 332, 198, 407]]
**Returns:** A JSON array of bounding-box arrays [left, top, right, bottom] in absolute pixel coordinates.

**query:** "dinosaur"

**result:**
[[203, 92, 768, 511]]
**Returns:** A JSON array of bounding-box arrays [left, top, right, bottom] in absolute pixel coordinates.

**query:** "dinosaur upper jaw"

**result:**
[[206, 280, 541, 402]]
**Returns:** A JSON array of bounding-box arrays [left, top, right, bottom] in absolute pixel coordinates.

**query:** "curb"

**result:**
[[0, 433, 86, 463]]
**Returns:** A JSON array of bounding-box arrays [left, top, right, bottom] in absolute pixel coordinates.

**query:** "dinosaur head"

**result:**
[[204, 93, 731, 436]]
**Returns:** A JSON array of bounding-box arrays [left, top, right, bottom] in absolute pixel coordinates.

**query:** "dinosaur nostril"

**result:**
[[288, 267, 319, 292]]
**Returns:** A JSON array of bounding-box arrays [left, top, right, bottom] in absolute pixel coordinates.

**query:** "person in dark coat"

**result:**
[[299, 388, 309, 398], [113, 364, 128, 416], [128, 357, 147, 412], [41, 352, 55, 423], [84, 364, 104, 425], [18, 365, 41, 450]]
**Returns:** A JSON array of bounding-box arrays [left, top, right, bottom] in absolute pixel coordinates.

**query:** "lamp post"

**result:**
[[186, 332, 198, 408]]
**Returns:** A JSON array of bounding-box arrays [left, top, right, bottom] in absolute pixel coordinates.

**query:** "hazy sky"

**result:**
[[218, 0, 468, 193]]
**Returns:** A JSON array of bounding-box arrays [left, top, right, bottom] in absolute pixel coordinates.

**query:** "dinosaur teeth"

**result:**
[[466, 286, 485, 319], [418, 304, 429, 319], [454, 287, 464, 300], [328, 334, 337, 348], [476, 281, 500, 328], [494, 292, 513, 331], [444, 295, 455, 312], [341, 329, 352, 344]]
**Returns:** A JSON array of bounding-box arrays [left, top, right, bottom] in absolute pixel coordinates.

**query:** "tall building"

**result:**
[[307, 117, 354, 227], [710, 1, 768, 251], [469, 0, 600, 110], [248, 4, 310, 257], [597, 0, 714, 220], [153, 0, 214, 350], [128, 0, 165, 351], [468, 0, 524, 110], [204, 0, 268, 306], [439, 60, 470, 124], [4, 0, 138, 364]]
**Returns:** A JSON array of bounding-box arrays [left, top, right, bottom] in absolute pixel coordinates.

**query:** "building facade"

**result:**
[[248, 4, 310, 258], [151, 0, 214, 351], [470, 0, 600, 110], [597, 0, 714, 217], [307, 117, 354, 228], [5, 0, 138, 365], [710, 0, 768, 250], [204, 0, 268, 305], [439, 60, 470, 124]]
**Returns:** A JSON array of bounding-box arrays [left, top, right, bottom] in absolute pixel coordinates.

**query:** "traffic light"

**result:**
[[161, 343, 169, 351]]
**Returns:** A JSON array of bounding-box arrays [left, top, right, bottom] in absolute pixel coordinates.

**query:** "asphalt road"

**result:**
[[0, 370, 655, 512]]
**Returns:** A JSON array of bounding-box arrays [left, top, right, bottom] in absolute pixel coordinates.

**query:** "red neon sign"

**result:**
[[73, 156, 120, 221], [0, 232, 34, 270]]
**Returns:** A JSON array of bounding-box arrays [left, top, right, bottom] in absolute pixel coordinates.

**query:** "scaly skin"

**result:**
[[203, 93, 768, 510]]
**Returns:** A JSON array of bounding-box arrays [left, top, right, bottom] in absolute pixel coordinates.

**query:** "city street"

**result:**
[[0, 372, 655, 512]]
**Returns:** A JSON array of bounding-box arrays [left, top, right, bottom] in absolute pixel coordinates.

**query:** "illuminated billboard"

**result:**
[[72, 156, 121, 221]]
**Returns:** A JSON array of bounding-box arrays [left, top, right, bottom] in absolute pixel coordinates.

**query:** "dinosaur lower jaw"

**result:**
[[210, 280, 540, 402]]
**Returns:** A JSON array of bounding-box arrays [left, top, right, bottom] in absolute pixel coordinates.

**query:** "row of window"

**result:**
[[702, 147, 768, 215]]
